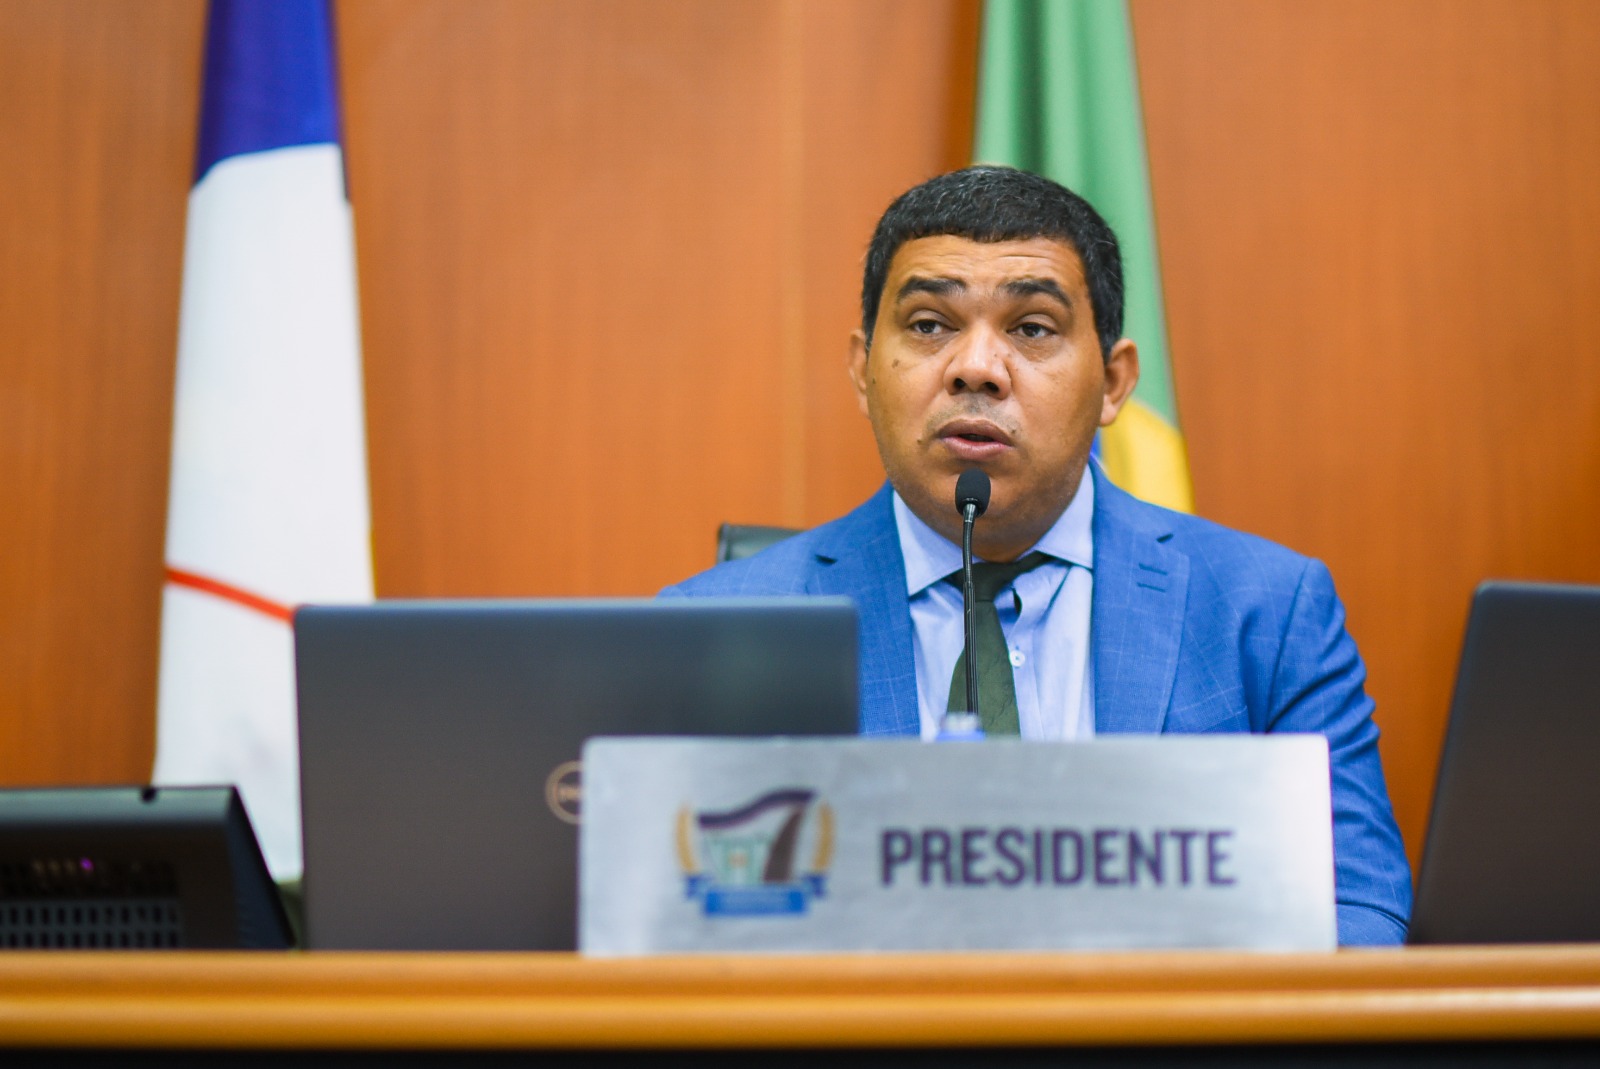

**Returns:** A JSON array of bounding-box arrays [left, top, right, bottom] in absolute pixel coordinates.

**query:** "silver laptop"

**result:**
[[1410, 580, 1600, 943], [294, 598, 857, 950]]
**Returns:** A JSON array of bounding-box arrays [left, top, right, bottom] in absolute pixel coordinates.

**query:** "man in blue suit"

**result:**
[[663, 167, 1411, 945]]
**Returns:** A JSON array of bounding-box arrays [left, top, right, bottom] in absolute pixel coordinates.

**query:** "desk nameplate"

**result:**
[[579, 736, 1335, 955]]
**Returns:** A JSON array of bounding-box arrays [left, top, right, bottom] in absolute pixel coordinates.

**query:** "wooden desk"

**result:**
[[3, 947, 1600, 1061]]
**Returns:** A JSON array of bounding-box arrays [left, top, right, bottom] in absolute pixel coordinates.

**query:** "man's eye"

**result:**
[[909, 319, 944, 335], [1015, 322, 1053, 339]]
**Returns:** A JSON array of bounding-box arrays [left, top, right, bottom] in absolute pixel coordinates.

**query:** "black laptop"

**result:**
[[1410, 580, 1600, 944], [294, 598, 857, 950]]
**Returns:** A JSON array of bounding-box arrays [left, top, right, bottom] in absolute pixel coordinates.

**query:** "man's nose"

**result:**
[[943, 324, 1012, 398]]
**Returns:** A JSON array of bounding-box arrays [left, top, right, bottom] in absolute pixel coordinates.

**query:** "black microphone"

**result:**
[[955, 468, 991, 518], [953, 469, 990, 728]]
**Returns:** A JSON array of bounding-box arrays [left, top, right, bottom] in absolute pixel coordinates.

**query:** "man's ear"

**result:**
[[1099, 338, 1141, 426], [847, 329, 871, 419]]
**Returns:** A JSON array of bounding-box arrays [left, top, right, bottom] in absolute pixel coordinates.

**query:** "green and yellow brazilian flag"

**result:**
[[975, 0, 1193, 512]]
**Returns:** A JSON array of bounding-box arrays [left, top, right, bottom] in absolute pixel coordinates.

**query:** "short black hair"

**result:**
[[860, 166, 1124, 359]]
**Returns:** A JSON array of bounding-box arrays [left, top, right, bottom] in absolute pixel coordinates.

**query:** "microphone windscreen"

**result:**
[[954, 469, 991, 517]]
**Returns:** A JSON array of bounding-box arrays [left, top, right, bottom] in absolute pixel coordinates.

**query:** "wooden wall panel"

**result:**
[[340, 0, 978, 598], [1131, 0, 1600, 863], [0, 0, 203, 784]]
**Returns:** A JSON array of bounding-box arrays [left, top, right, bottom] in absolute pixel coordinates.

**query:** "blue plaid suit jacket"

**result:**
[[662, 465, 1413, 945]]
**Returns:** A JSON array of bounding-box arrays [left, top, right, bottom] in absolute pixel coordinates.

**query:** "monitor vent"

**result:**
[[0, 858, 185, 949]]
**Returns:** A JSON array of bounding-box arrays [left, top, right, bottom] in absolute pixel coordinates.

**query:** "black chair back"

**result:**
[[716, 523, 801, 563]]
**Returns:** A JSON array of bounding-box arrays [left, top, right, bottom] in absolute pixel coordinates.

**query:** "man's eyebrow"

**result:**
[[894, 276, 966, 303], [1003, 277, 1073, 308]]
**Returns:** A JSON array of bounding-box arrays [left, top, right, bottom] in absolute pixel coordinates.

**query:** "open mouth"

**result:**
[[937, 418, 1014, 449], [937, 421, 1014, 461]]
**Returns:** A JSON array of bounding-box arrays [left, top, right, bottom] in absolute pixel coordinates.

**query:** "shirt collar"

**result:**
[[892, 466, 1095, 597]]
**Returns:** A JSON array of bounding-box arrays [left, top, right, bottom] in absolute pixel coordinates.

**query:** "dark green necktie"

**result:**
[[944, 552, 1052, 736]]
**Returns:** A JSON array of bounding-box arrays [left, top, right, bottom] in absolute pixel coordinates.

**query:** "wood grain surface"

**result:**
[[1130, 0, 1600, 866], [340, 0, 978, 599], [3, 948, 1600, 1048], [0, 0, 204, 784]]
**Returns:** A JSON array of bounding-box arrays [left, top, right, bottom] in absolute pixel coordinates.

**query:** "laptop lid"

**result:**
[[1409, 580, 1600, 944], [294, 597, 857, 950]]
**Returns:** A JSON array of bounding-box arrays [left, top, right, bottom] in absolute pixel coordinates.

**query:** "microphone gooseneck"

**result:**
[[955, 469, 991, 725]]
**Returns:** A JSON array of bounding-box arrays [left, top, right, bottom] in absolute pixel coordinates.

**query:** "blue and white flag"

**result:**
[[155, 0, 373, 881]]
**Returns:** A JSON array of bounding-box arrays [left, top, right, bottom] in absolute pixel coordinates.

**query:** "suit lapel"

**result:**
[[808, 485, 920, 737], [802, 471, 1190, 738], [1090, 465, 1189, 735]]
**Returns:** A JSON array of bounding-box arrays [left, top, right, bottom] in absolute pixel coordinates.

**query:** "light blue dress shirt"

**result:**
[[892, 468, 1096, 741]]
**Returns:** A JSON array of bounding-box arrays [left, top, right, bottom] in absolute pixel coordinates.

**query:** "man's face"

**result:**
[[848, 235, 1139, 561]]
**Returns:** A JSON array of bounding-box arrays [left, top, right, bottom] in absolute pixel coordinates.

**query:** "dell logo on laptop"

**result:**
[[545, 761, 582, 824]]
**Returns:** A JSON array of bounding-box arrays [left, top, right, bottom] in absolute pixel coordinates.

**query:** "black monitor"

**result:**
[[1410, 580, 1600, 944], [0, 785, 292, 949]]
